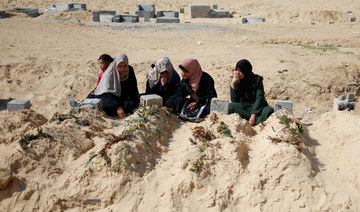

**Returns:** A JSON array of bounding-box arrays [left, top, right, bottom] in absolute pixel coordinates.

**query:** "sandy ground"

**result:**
[[1, 0, 360, 211]]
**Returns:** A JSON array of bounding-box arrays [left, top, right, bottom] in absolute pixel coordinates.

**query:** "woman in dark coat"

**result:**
[[145, 57, 180, 106], [94, 53, 139, 118], [229, 59, 274, 126], [169, 57, 217, 119]]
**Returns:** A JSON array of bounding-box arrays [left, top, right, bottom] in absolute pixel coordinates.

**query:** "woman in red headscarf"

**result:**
[[168, 58, 217, 120]]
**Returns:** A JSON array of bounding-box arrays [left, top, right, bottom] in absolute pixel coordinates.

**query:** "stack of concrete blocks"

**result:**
[[135, 4, 155, 18], [210, 98, 229, 114], [7, 99, 31, 111], [274, 100, 293, 114], [92, 11, 116, 22], [189, 4, 231, 18], [333, 93, 355, 111], [242, 17, 265, 24], [0, 11, 5, 18], [44, 3, 86, 13], [140, 94, 163, 107], [156, 11, 180, 23], [9, 8, 40, 17], [81, 98, 102, 110], [112, 15, 139, 23]]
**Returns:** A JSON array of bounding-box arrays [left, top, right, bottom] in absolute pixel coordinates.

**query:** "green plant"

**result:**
[[279, 59, 286, 63], [112, 143, 132, 171], [189, 159, 204, 173], [192, 126, 216, 141], [18, 128, 54, 150], [85, 154, 97, 168], [297, 44, 338, 51], [279, 115, 291, 127], [217, 121, 232, 137]]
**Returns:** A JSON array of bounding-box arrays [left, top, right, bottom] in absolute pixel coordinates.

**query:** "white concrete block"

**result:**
[[81, 98, 102, 109], [140, 94, 163, 107], [210, 98, 229, 114], [7, 99, 31, 111], [274, 100, 293, 113]]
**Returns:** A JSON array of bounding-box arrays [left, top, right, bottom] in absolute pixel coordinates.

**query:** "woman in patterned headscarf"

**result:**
[[229, 59, 273, 126], [145, 57, 180, 106], [94, 53, 139, 118], [171, 57, 217, 119]]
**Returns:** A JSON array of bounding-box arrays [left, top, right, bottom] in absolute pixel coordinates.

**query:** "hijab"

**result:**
[[236, 59, 255, 90], [94, 53, 129, 97], [179, 58, 203, 93], [148, 57, 174, 89]]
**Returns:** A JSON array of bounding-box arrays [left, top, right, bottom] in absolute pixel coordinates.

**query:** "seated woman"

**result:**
[[170, 58, 217, 119], [94, 53, 139, 118], [145, 57, 180, 106], [229, 59, 274, 126]]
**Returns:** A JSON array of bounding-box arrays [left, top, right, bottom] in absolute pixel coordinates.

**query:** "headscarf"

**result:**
[[117, 54, 130, 82], [235, 59, 255, 90], [94, 53, 129, 97], [179, 58, 203, 93], [148, 57, 174, 89]]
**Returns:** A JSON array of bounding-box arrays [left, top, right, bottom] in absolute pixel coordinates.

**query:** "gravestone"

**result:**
[[7, 99, 31, 111], [144, 11, 151, 22], [8, 8, 40, 17], [112, 15, 139, 23], [242, 17, 265, 24], [208, 9, 231, 18], [189, 4, 210, 18], [140, 94, 163, 107], [333, 93, 355, 111], [274, 100, 293, 113], [81, 98, 102, 110], [136, 4, 155, 18], [349, 17, 356, 22], [157, 11, 179, 18], [179, 8, 184, 13], [156, 17, 180, 23], [210, 98, 229, 114], [92, 11, 115, 22], [0, 11, 5, 18]]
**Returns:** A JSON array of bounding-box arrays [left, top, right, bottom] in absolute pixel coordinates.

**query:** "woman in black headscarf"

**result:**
[[229, 59, 274, 126]]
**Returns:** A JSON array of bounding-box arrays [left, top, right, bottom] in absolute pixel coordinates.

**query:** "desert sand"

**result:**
[[0, 0, 360, 211]]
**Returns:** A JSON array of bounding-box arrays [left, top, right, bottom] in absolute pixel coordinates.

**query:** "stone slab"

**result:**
[[7, 99, 31, 111], [140, 94, 163, 107], [0, 11, 5, 18], [209, 9, 231, 18], [157, 11, 179, 18], [136, 4, 155, 18], [9, 8, 40, 17], [242, 17, 265, 24], [81, 98, 102, 110], [112, 15, 139, 23], [92, 11, 115, 22], [156, 17, 180, 23], [210, 98, 229, 114], [274, 100, 293, 113], [189, 4, 210, 18]]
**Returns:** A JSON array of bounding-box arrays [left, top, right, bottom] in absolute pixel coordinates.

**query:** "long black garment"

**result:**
[[95, 65, 139, 116], [168, 72, 217, 115]]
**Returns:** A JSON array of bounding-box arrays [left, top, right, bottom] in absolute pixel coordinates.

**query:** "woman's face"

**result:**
[[117, 62, 128, 75], [181, 70, 193, 79], [160, 71, 170, 79], [235, 68, 245, 80], [98, 59, 110, 71]]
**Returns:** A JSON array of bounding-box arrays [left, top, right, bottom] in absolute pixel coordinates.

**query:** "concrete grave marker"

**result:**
[[92, 11, 115, 22], [113, 15, 139, 23], [8, 8, 40, 17], [81, 98, 102, 110], [140, 94, 163, 107], [189, 4, 210, 18], [274, 100, 293, 113], [0, 11, 5, 18], [209, 9, 231, 18], [179, 8, 184, 13], [7, 99, 31, 111], [210, 98, 229, 114], [333, 93, 355, 111], [242, 17, 265, 24], [136, 4, 155, 18]]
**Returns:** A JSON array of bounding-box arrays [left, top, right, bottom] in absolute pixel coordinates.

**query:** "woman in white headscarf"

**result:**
[[94, 53, 139, 118], [145, 57, 180, 106]]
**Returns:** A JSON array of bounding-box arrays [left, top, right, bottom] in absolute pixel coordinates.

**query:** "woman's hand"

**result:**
[[187, 102, 198, 111], [249, 114, 257, 126], [117, 106, 126, 119], [161, 77, 167, 86], [231, 73, 240, 89]]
